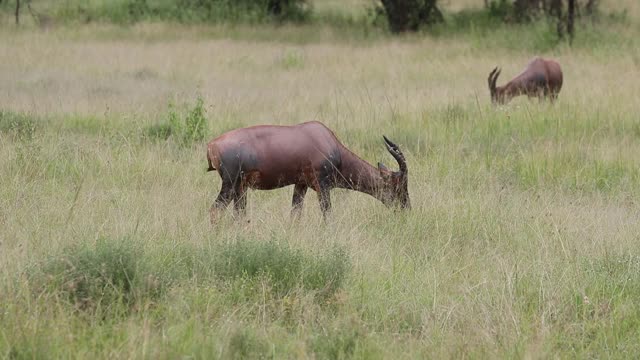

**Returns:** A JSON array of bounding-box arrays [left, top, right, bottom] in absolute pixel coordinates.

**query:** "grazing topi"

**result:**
[[206, 121, 410, 223], [488, 57, 563, 104]]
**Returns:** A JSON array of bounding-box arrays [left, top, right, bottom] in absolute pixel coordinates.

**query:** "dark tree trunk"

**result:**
[[567, 0, 575, 43], [268, 0, 283, 15], [380, 0, 441, 33], [513, 0, 544, 22], [549, 0, 563, 39], [585, 0, 597, 15], [15, 0, 20, 25]]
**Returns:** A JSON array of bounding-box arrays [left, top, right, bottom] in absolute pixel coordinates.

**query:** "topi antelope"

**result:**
[[206, 121, 410, 222], [488, 57, 563, 105]]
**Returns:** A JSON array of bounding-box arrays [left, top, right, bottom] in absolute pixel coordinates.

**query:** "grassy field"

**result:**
[[2, 1, 640, 358]]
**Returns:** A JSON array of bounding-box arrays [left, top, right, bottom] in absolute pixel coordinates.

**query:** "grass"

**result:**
[[1, 2, 640, 358]]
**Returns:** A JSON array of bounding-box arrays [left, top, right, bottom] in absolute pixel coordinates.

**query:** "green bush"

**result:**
[[143, 97, 208, 146], [180, 0, 310, 22], [226, 328, 270, 359], [182, 97, 207, 144], [214, 240, 350, 300], [143, 122, 173, 141], [0, 110, 37, 141], [377, 0, 443, 33], [311, 326, 362, 360], [33, 238, 164, 315], [59, 0, 310, 24]]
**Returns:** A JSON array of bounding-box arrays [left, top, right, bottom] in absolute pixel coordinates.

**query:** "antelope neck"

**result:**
[[336, 147, 387, 202]]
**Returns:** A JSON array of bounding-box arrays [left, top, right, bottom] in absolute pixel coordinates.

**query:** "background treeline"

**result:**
[[4, 0, 605, 31]]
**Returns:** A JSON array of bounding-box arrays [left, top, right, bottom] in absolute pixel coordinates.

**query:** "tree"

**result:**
[[491, 0, 597, 44], [15, 0, 20, 25], [378, 0, 442, 33], [567, 0, 575, 43]]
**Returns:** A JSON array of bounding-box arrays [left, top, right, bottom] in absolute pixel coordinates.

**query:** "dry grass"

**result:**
[[1, 5, 640, 358]]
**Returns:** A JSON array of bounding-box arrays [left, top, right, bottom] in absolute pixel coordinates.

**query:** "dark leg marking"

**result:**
[[291, 183, 308, 219], [233, 182, 247, 217], [317, 181, 332, 219], [211, 179, 234, 224]]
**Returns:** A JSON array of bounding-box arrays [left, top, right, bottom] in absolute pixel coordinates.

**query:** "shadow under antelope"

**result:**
[[206, 121, 410, 223], [488, 57, 563, 105]]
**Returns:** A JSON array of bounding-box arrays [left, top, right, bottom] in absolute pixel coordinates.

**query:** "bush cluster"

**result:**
[[214, 240, 350, 300], [30, 237, 350, 316], [377, 0, 443, 33], [34, 238, 162, 316], [62, 0, 310, 24], [0, 110, 37, 141], [144, 97, 208, 146]]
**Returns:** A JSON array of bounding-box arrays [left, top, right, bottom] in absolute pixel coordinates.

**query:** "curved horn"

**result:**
[[494, 67, 502, 89], [383, 136, 407, 175], [488, 67, 498, 92]]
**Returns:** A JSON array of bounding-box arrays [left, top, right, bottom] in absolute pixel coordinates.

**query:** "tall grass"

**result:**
[[47, 0, 311, 24], [1, 11, 640, 358]]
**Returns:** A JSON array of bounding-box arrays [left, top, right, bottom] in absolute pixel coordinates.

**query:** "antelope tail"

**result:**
[[207, 154, 216, 172]]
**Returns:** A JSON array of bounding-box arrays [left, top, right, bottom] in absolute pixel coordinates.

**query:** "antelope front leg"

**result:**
[[317, 184, 332, 221], [233, 182, 247, 218], [210, 182, 233, 224], [291, 184, 308, 220]]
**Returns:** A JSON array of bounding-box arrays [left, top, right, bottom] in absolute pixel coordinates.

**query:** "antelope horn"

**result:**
[[383, 136, 407, 175], [494, 67, 502, 88], [488, 66, 498, 91]]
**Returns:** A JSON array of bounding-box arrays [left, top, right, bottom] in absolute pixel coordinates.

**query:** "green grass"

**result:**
[[1, 4, 640, 357], [3, 93, 640, 358]]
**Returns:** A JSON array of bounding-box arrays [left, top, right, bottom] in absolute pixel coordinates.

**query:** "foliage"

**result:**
[[179, 97, 207, 145], [32, 238, 163, 316], [311, 325, 363, 359], [376, 0, 443, 33], [0, 110, 37, 141], [214, 240, 350, 300], [488, 0, 599, 23], [56, 0, 310, 24], [144, 97, 208, 146], [143, 122, 173, 141], [226, 328, 270, 359]]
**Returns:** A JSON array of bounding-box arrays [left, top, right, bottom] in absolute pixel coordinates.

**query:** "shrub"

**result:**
[[226, 328, 270, 359], [61, 0, 310, 24], [33, 238, 163, 315], [213, 239, 350, 300], [143, 97, 208, 146], [182, 97, 207, 144], [311, 326, 362, 360], [377, 0, 443, 33], [143, 122, 173, 141], [181, 0, 310, 21], [488, 0, 512, 19], [0, 110, 37, 141]]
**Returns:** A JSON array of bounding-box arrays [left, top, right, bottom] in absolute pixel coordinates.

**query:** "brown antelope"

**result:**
[[488, 57, 563, 104], [206, 121, 410, 222]]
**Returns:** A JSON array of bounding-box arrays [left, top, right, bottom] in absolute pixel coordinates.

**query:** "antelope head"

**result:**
[[377, 136, 410, 210]]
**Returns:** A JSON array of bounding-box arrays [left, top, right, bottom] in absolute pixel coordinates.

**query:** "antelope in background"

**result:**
[[206, 121, 410, 223], [488, 57, 563, 104]]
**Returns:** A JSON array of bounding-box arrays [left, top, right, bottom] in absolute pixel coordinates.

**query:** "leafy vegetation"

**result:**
[[214, 240, 350, 300], [30, 238, 161, 316], [144, 97, 208, 145], [47, 0, 310, 24], [377, 0, 443, 33], [0, 110, 37, 141]]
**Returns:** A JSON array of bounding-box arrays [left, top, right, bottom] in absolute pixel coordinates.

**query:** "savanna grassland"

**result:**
[[1, 0, 640, 358]]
